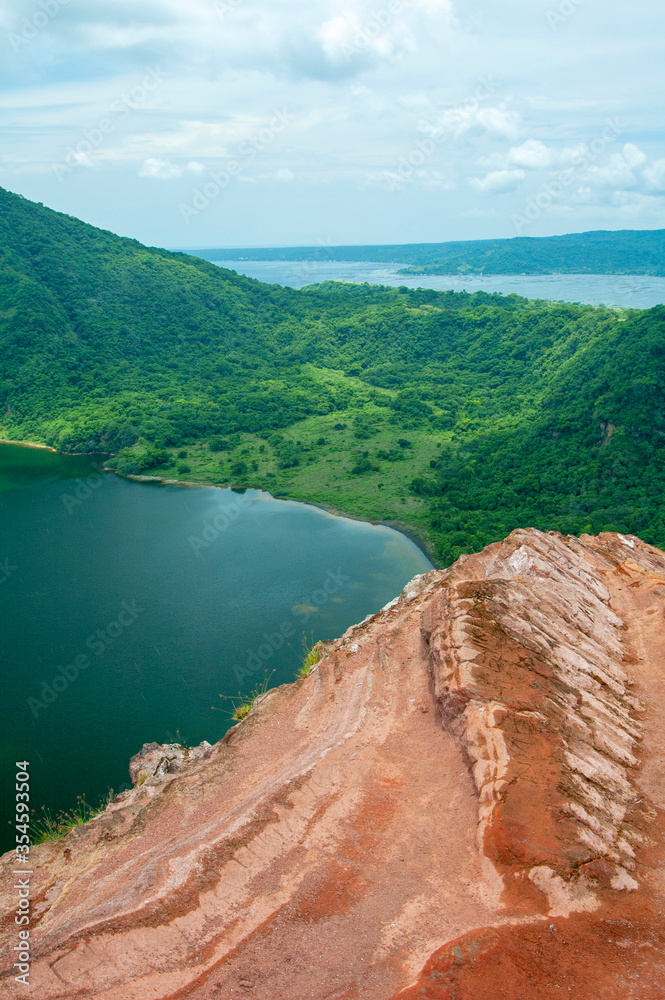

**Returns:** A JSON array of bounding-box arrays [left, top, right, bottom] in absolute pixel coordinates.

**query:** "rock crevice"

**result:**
[[421, 530, 645, 899]]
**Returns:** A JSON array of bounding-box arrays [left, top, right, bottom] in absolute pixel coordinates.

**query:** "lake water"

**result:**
[[0, 444, 431, 853], [213, 260, 665, 309]]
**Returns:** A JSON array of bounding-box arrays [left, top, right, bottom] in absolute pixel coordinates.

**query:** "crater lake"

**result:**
[[0, 443, 432, 852]]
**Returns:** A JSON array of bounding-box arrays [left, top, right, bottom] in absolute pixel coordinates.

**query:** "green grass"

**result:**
[[232, 701, 253, 722], [31, 792, 114, 843], [215, 671, 275, 723], [115, 405, 443, 555], [298, 635, 323, 678]]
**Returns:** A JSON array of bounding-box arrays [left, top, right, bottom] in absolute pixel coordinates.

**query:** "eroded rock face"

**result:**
[[1, 529, 664, 999], [128, 741, 213, 787]]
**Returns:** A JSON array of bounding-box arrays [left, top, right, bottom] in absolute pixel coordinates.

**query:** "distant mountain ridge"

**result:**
[[182, 229, 665, 276]]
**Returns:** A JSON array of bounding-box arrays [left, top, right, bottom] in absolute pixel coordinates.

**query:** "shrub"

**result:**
[[350, 456, 378, 475], [276, 441, 300, 468], [377, 449, 405, 462], [353, 416, 379, 440], [209, 437, 232, 452]]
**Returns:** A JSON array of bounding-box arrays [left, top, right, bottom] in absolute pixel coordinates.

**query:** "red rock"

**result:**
[[1, 529, 664, 999]]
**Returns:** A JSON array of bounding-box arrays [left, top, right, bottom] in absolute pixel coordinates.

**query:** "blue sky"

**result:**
[[1, 0, 664, 248]]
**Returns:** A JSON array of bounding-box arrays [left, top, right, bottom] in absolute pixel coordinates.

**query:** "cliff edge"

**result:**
[[1, 528, 665, 999]]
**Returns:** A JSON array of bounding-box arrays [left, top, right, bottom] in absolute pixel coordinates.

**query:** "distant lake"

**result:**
[[0, 444, 431, 854], [213, 260, 665, 309]]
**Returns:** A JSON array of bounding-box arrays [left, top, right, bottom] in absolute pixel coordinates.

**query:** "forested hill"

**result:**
[[1, 185, 665, 566], [185, 228, 665, 276]]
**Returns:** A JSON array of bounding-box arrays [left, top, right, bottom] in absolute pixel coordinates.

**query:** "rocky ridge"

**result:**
[[1, 528, 664, 999]]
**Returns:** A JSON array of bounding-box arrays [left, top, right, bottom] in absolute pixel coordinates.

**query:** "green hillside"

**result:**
[[2, 186, 665, 565], [186, 229, 665, 276]]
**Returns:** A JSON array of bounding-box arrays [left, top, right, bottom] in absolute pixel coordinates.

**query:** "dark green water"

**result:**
[[0, 443, 431, 853]]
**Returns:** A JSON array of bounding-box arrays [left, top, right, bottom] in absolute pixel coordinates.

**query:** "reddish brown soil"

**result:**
[[394, 893, 665, 1000], [1, 529, 664, 1000]]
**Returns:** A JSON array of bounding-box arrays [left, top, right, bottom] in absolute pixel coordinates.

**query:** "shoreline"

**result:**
[[396, 268, 662, 277], [0, 438, 57, 452], [377, 520, 440, 568], [0, 439, 440, 566], [121, 473, 440, 566], [118, 473, 439, 566], [294, 498, 440, 567]]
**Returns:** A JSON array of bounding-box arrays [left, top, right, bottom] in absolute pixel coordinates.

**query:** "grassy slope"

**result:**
[[2, 186, 665, 566], [126, 406, 440, 544]]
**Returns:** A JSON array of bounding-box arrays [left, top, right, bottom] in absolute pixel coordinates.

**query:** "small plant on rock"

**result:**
[[215, 671, 275, 723], [299, 634, 323, 678], [31, 792, 114, 844]]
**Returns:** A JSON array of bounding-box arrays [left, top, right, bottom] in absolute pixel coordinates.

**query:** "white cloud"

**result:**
[[621, 142, 648, 169], [475, 107, 520, 140], [508, 139, 554, 169], [420, 103, 520, 145], [315, 0, 454, 74], [318, 11, 397, 66], [138, 157, 205, 179], [1, 0, 454, 84], [578, 144, 665, 198], [470, 168, 526, 194], [139, 157, 183, 179], [517, 142, 665, 223], [644, 158, 665, 193], [2, 0, 665, 243], [586, 152, 639, 190]]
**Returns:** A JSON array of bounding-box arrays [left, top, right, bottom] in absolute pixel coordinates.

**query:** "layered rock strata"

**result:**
[[1, 529, 664, 999]]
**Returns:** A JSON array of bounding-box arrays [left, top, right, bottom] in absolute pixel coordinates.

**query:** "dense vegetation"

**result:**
[[2, 186, 665, 565], [188, 229, 665, 276]]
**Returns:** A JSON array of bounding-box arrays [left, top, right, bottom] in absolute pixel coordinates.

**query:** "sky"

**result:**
[[1, 0, 664, 249]]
